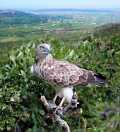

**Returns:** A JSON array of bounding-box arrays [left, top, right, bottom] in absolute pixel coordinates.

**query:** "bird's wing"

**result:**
[[42, 60, 97, 87]]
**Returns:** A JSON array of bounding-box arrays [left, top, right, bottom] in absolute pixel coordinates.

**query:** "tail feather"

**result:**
[[94, 72, 106, 84]]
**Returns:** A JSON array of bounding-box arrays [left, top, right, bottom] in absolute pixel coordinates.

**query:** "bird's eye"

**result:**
[[40, 46, 44, 50]]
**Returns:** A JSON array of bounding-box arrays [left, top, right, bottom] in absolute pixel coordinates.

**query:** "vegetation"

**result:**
[[0, 21, 120, 131]]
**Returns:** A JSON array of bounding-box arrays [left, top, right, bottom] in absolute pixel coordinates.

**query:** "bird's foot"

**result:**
[[54, 97, 65, 113], [52, 93, 59, 104]]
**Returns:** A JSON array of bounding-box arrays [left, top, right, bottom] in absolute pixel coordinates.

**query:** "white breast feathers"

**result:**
[[58, 86, 73, 103]]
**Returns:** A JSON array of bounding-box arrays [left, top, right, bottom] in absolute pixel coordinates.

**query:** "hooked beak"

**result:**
[[43, 48, 51, 54]]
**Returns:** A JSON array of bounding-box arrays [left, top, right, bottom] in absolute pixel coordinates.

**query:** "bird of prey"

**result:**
[[30, 43, 106, 110]]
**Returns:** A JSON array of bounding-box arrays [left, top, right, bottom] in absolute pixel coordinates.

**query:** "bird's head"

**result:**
[[35, 43, 51, 57]]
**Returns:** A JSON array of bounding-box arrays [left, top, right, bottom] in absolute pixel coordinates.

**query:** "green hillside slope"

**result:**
[[0, 9, 48, 28]]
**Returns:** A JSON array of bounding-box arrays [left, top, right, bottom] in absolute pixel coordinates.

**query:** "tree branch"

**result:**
[[40, 92, 82, 132]]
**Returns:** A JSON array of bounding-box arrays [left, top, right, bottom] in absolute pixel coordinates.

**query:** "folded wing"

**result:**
[[42, 61, 105, 87]]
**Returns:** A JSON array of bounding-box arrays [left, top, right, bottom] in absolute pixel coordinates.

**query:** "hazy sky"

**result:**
[[0, 0, 120, 10]]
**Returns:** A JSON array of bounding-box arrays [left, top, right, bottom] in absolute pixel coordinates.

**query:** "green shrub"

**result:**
[[0, 37, 120, 132]]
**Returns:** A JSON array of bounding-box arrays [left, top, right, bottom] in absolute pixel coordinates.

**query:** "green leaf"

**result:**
[[10, 97, 15, 102], [0, 126, 4, 131], [20, 45, 24, 50], [32, 112, 35, 120], [10, 55, 16, 66], [2, 105, 6, 110], [39, 109, 45, 115], [32, 125, 37, 132], [6, 64, 11, 69], [10, 55, 15, 62], [20, 70, 26, 78], [0, 73, 3, 79], [7, 125, 11, 131], [68, 49, 74, 57], [0, 94, 3, 98], [17, 51, 24, 58]]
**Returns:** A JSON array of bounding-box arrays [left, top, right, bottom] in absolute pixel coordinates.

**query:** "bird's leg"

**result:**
[[55, 97, 65, 113], [53, 93, 58, 104]]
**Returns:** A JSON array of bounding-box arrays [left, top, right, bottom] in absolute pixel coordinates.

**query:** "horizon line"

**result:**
[[0, 7, 120, 10]]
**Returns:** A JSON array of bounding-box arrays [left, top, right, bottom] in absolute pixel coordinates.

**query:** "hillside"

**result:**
[[92, 23, 120, 46], [0, 9, 48, 28], [94, 23, 120, 36]]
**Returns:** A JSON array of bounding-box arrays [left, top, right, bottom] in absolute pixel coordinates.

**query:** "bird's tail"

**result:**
[[94, 72, 107, 86]]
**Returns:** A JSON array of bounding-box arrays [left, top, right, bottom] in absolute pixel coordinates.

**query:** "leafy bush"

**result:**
[[0, 36, 120, 132]]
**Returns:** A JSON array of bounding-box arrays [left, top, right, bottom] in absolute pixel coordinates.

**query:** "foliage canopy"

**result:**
[[0, 25, 120, 131]]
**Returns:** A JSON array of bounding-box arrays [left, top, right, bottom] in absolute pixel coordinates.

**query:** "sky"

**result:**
[[0, 0, 120, 10]]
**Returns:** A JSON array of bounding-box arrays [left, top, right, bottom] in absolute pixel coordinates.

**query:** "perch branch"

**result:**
[[40, 92, 82, 132]]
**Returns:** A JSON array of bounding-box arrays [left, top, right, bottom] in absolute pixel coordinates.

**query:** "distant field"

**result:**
[[0, 19, 113, 42]]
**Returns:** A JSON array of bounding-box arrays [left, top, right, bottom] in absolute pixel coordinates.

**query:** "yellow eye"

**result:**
[[40, 46, 44, 50]]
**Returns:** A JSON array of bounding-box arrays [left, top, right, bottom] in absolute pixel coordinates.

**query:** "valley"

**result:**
[[0, 9, 120, 43]]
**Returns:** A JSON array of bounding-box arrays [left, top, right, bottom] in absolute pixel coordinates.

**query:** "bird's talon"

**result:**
[[54, 106, 62, 113], [55, 107, 59, 113]]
